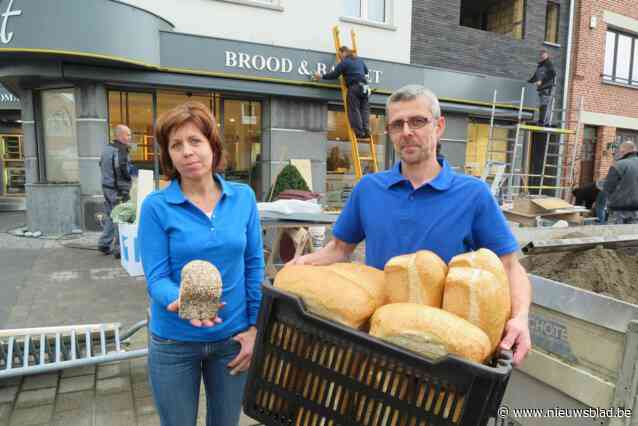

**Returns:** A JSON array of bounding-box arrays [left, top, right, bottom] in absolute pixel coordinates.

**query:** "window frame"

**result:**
[[214, 0, 284, 12], [544, 2, 560, 44], [603, 28, 638, 87], [340, 0, 396, 30], [458, 0, 526, 40]]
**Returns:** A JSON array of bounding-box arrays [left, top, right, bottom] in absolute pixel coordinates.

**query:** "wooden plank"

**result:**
[[531, 197, 573, 210], [523, 235, 638, 254]]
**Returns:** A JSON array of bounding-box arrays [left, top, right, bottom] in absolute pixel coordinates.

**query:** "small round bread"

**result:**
[[179, 260, 223, 320]]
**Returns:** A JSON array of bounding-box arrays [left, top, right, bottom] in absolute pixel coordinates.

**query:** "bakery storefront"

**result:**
[[0, 0, 533, 234]]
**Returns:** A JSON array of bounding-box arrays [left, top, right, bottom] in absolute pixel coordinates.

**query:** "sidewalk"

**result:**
[[0, 212, 260, 426]]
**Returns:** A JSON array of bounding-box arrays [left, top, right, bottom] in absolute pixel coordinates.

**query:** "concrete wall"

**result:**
[[124, 0, 413, 63], [412, 0, 570, 96], [26, 184, 81, 234]]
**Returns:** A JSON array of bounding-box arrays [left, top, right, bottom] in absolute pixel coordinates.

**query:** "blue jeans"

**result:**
[[148, 333, 247, 426]]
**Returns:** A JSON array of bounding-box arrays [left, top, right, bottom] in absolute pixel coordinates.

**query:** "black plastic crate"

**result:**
[[244, 284, 513, 426]]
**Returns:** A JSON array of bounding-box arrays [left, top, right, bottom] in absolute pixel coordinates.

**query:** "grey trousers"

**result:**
[[98, 187, 121, 252]]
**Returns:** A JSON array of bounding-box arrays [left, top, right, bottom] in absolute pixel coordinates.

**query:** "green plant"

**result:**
[[269, 164, 310, 201]]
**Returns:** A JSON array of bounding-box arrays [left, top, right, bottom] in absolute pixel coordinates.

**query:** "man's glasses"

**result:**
[[385, 116, 432, 134]]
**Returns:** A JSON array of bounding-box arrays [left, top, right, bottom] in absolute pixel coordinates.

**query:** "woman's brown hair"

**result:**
[[154, 101, 223, 180]]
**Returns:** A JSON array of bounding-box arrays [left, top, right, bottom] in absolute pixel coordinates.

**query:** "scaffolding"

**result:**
[[482, 87, 583, 204]]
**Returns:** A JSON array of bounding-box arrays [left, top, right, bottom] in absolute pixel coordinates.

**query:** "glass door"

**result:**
[[0, 134, 25, 195], [221, 99, 263, 200]]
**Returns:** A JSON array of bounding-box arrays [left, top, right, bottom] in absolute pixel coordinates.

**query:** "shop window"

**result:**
[[325, 109, 386, 210], [544, 2, 560, 44], [41, 89, 79, 182], [221, 99, 263, 200], [464, 122, 510, 177], [460, 0, 525, 40], [108, 91, 156, 169], [603, 30, 638, 86], [345, 0, 387, 23]]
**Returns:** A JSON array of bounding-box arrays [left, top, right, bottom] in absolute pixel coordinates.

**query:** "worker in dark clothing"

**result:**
[[98, 124, 133, 258], [604, 141, 638, 224], [313, 46, 371, 138], [572, 182, 600, 210], [527, 50, 556, 127]]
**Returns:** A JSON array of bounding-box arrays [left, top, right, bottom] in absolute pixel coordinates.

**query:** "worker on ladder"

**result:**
[[527, 49, 556, 127], [313, 46, 371, 139]]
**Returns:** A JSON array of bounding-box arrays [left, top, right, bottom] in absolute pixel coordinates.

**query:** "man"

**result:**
[[98, 124, 133, 258], [604, 141, 638, 224], [292, 85, 532, 366], [527, 50, 556, 127], [313, 46, 371, 138]]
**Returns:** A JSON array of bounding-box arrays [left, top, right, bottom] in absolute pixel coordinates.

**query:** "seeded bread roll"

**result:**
[[370, 303, 492, 363], [274, 263, 386, 329], [384, 250, 448, 307], [179, 260, 223, 320]]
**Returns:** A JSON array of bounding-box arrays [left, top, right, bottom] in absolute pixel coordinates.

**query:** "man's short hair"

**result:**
[[385, 85, 441, 120], [114, 124, 129, 138]]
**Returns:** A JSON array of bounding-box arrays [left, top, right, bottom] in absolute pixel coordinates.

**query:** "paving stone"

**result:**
[[97, 361, 130, 379], [16, 387, 56, 408], [21, 373, 59, 391], [0, 387, 18, 404], [138, 414, 161, 426], [0, 376, 22, 388], [95, 392, 133, 413], [54, 390, 94, 412], [61, 365, 96, 378], [94, 409, 134, 426], [51, 410, 91, 426], [9, 405, 53, 426], [135, 395, 156, 417], [59, 375, 94, 394], [0, 403, 12, 425], [96, 377, 131, 395], [132, 381, 152, 399]]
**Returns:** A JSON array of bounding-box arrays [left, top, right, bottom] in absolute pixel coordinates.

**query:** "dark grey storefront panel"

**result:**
[[160, 32, 535, 107], [0, 0, 171, 65], [0, 84, 19, 110]]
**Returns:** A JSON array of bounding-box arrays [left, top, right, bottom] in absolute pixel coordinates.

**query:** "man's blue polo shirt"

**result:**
[[333, 159, 519, 269]]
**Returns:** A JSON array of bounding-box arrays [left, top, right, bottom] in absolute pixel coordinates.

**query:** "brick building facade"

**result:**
[[567, 0, 638, 187], [411, 0, 571, 99]]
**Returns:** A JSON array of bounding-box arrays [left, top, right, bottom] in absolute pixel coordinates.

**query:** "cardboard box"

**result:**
[[118, 223, 143, 277]]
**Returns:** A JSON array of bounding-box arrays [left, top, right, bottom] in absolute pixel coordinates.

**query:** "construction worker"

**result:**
[[98, 124, 133, 258], [527, 49, 556, 127], [604, 141, 638, 224], [289, 84, 531, 367], [313, 46, 371, 138]]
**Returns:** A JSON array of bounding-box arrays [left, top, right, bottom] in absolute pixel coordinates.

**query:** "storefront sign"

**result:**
[[224, 50, 384, 84], [0, 0, 22, 44]]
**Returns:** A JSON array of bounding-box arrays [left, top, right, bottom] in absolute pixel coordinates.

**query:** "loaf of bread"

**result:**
[[179, 260, 223, 320], [384, 250, 448, 307], [369, 303, 492, 363], [274, 263, 386, 329], [448, 248, 509, 288], [442, 265, 511, 353]]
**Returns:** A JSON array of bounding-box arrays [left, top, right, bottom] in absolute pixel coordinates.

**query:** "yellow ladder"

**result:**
[[332, 26, 379, 179]]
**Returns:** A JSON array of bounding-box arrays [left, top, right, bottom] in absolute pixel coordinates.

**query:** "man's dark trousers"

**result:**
[[347, 84, 370, 137], [538, 89, 552, 126]]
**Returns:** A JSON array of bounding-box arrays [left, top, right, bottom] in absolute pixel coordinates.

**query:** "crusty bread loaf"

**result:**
[[274, 263, 386, 329], [384, 250, 448, 307], [179, 260, 223, 320], [448, 248, 509, 288], [369, 303, 492, 363], [442, 266, 511, 353]]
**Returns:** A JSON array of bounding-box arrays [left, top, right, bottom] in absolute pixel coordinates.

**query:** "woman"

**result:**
[[138, 102, 265, 426]]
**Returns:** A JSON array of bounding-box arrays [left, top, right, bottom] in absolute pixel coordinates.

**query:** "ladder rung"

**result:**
[[358, 157, 374, 161]]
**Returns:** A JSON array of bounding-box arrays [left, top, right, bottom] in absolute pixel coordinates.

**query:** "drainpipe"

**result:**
[[559, 0, 576, 198]]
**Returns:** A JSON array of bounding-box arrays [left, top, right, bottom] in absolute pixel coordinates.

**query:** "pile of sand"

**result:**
[[521, 245, 638, 305]]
